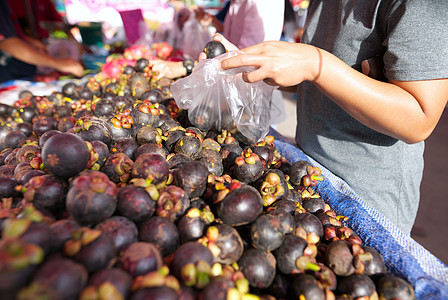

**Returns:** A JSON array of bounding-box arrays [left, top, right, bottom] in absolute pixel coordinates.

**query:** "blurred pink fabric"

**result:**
[[223, 0, 284, 49]]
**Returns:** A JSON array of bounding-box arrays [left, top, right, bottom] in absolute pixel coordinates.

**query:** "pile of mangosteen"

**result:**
[[0, 42, 415, 300]]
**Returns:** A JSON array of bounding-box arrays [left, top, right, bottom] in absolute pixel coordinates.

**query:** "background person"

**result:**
[[216, 0, 448, 234], [150, 0, 285, 79], [0, 0, 84, 83]]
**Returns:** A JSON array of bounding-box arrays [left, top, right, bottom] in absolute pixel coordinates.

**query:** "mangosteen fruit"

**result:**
[[82, 267, 133, 300], [116, 181, 157, 223], [38, 129, 61, 147], [203, 41, 226, 59], [204, 224, 244, 265], [274, 234, 308, 275], [362, 245, 386, 276], [0, 238, 44, 299], [42, 132, 90, 178], [19, 254, 88, 300], [22, 174, 68, 213], [2, 218, 54, 255], [49, 219, 81, 251], [375, 274, 415, 300], [3, 130, 27, 149], [32, 116, 58, 137], [266, 208, 296, 235], [324, 240, 355, 277], [131, 286, 179, 300], [132, 152, 169, 184], [62, 81, 80, 99], [110, 137, 138, 160], [156, 185, 190, 222], [177, 206, 214, 243], [173, 160, 210, 198], [287, 273, 326, 300], [216, 184, 263, 226], [301, 196, 326, 214], [116, 242, 163, 277], [73, 116, 113, 147], [129, 73, 150, 99], [66, 171, 118, 226], [102, 152, 134, 184], [170, 241, 214, 283], [95, 216, 139, 253], [139, 216, 180, 257], [90, 140, 110, 167], [166, 153, 193, 170], [238, 248, 276, 289], [337, 273, 376, 299], [174, 135, 203, 160], [136, 126, 163, 145], [108, 113, 134, 142], [254, 170, 288, 206], [141, 88, 164, 103], [135, 142, 169, 159], [288, 160, 323, 187], [293, 212, 324, 242], [250, 213, 284, 252], [0, 174, 20, 199], [94, 99, 115, 118], [134, 58, 150, 73], [64, 227, 116, 273]]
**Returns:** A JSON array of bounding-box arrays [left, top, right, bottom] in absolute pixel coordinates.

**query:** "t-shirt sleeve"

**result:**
[[0, 4, 17, 41], [384, 0, 448, 81]]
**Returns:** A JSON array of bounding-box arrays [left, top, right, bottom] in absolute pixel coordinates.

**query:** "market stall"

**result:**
[[1, 69, 447, 298]]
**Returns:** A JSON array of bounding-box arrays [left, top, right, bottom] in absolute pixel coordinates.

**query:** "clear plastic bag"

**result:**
[[181, 13, 212, 59], [170, 51, 277, 143], [134, 20, 154, 47]]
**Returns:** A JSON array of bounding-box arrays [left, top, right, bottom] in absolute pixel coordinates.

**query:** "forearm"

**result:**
[[0, 37, 58, 69], [313, 48, 447, 143]]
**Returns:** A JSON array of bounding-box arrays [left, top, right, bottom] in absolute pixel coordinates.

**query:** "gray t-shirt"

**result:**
[[297, 0, 448, 234]]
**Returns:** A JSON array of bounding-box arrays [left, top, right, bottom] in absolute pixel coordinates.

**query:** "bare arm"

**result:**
[[221, 41, 448, 144], [0, 37, 84, 77]]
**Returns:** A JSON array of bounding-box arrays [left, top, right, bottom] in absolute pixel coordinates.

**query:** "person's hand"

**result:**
[[194, 7, 207, 22], [220, 41, 321, 87], [198, 33, 238, 61], [55, 58, 84, 77], [150, 59, 186, 80], [212, 33, 238, 52]]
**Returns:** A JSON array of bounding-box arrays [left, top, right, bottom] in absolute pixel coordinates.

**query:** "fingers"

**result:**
[[198, 52, 207, 61], [74, 64, 84, 77], [149, 60, 165, 76], [241, 67, 269, 84], [221, 53, 270, 70], [212, 33, 238, 51]]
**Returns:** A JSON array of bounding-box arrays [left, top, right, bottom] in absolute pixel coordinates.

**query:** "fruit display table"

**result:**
[[0, 67, 448, 299], [271, 130, 448, 299]]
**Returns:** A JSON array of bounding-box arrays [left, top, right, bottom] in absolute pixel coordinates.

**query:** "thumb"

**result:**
[[213, 33, 238, 51]]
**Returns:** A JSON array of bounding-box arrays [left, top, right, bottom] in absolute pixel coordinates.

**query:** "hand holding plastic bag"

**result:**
[[170, 51, 277, 143]]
